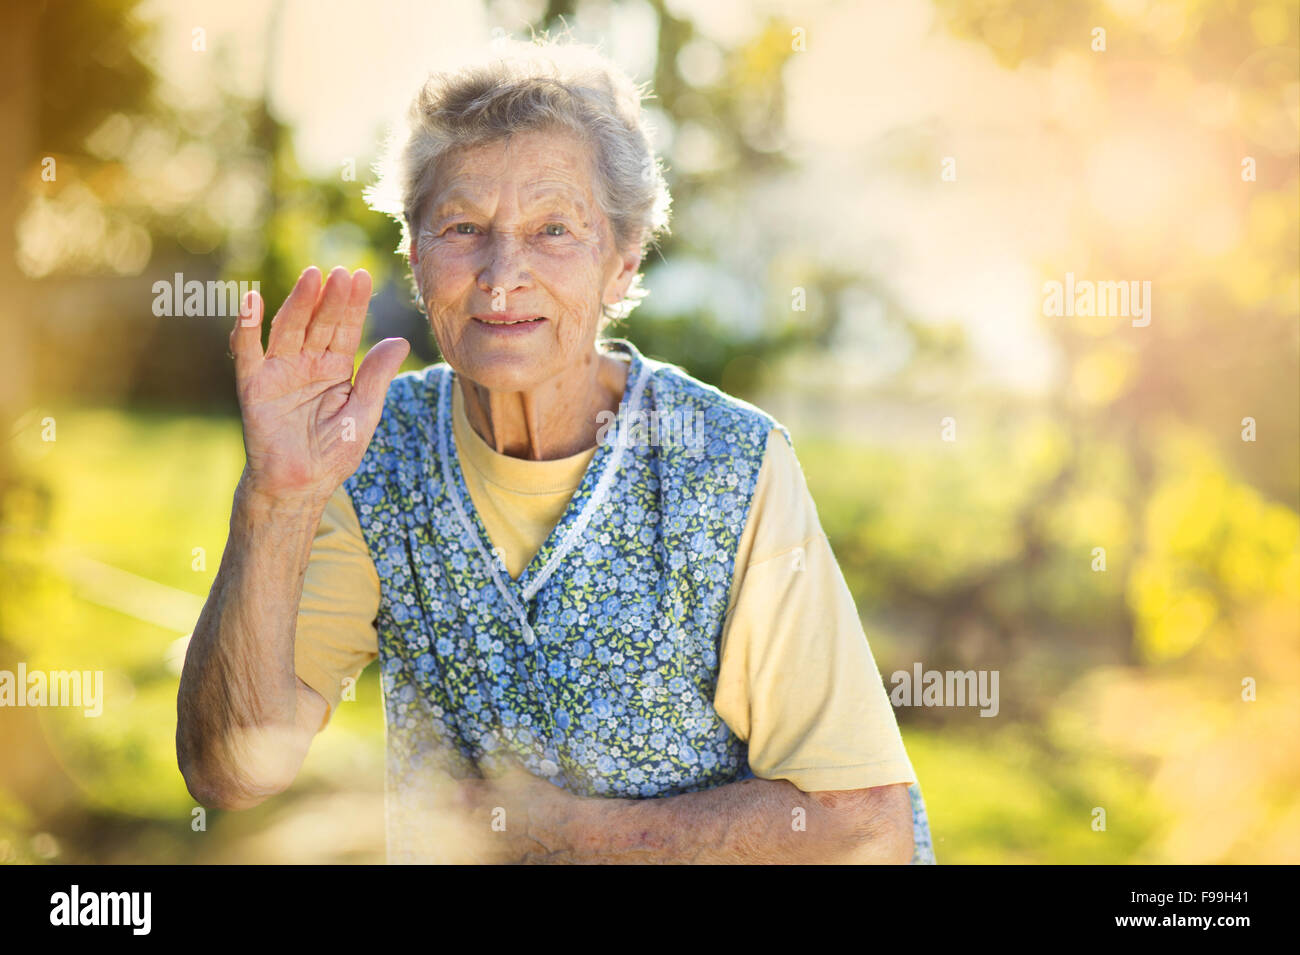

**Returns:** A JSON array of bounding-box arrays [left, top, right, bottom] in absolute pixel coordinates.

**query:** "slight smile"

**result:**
[[472, 314, 547, 325]]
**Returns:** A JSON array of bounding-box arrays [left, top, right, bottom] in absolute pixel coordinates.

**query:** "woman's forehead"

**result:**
[[429, 141, 600, 216], [437, 131, 595, 187], [432, 180, 591, 212]]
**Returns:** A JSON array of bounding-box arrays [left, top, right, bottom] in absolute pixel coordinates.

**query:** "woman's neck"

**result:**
[[458, 347, 629, 461]]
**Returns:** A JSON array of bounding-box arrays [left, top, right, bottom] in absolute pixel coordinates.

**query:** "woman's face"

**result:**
[[410, 126, 640, 394]]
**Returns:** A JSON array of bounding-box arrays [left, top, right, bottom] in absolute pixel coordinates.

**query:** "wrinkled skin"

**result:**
[[410, 126, 643, 460]]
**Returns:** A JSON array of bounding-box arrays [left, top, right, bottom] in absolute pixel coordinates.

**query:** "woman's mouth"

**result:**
[[471, 314, 548, 335]]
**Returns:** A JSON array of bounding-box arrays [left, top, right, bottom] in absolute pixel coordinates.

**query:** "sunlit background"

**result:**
[[0, 0, 1296, 863]]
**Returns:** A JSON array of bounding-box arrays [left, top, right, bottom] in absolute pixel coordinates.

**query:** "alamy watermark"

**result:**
[[889, 663, 999, 717], [0, 663, 103, 717], [596, 407, 706, 451], [152, 273, 260, 319], [1042, 271, 1151, 327], [50, 885, 150, 935]]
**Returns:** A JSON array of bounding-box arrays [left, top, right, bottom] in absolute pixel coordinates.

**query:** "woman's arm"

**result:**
[[551, 777, 914, 864], [449, 764, 914, 864], [175, 266, 407, 809], [175, 482, 331, 809]]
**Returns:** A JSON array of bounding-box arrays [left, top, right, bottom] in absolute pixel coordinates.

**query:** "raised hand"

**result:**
[[230, 265, 410, 506]]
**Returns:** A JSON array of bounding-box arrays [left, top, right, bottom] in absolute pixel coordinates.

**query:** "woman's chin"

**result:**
[[455, 352, 555, 394]]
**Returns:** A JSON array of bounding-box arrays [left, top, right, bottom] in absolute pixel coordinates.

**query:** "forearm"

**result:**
[[522, 776, 905, 864], [175, 474, 327, 808]]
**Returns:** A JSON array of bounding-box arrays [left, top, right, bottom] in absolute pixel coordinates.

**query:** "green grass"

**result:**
[[905, 724, 1160, 864]]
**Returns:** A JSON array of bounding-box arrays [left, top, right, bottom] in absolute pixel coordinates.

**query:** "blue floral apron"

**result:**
[[343, 338, 936, 864]]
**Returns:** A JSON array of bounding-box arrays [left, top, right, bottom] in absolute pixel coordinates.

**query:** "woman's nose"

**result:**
[[477, 230, 532, 293]]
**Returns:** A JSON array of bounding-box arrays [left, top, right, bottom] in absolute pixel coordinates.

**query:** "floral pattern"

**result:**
[[343, 338, 936, 864]]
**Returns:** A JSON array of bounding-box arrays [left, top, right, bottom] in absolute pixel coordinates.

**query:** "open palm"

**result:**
[[230, 265, 410, 504]]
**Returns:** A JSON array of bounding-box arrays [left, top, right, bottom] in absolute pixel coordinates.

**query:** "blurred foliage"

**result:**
[[34, 0, 155, 155]]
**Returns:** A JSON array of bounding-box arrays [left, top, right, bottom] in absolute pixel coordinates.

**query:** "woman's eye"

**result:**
[[542, 223, 567, 236], [452, 223, 479, 235]]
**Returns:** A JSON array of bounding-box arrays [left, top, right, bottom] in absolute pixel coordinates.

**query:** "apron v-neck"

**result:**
[[433, 339, 651, 642]]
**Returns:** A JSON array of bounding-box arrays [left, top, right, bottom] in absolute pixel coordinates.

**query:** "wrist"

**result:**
[[235, 472, 333, 518], [517, 780, 586, 859]]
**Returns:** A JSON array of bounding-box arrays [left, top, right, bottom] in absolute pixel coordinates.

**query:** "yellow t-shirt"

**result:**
[[294, 380, 916, 793]]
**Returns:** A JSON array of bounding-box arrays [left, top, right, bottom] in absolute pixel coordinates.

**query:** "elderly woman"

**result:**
[[177, 38, 935, 864]]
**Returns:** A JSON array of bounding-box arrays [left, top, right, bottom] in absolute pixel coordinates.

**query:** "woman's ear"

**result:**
[[604, 247, 643, 305], [409, 238, 419, 267]]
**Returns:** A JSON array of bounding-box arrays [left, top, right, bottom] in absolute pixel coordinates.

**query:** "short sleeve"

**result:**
[[294, 484, 381, 727], [713, 428, 918, 792]]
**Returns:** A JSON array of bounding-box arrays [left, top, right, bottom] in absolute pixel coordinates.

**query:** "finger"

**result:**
[[230, 290, 264, 380], [327, 268, 373, 358], [303, 266, 352, 354], [347, 337, 410, 429], [265, 266, 323, 359]]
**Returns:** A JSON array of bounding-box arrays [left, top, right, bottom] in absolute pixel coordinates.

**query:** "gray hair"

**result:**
[[366, 36, 672, 326]]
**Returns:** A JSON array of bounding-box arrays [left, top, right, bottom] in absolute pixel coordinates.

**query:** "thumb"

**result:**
[[349, 337, 411, 427]]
